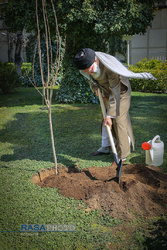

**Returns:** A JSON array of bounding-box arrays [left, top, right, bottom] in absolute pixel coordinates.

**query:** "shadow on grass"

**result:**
[[0, 87, 59, 108], [0, 87, 42, 107], [0, 93, 167, 169], [0, 106, 103, 166], [143, 217, 167, 250], [129, 154, 145, 165]]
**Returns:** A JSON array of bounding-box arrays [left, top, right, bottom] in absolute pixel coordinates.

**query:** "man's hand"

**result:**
[[104, 116, 112, 129]]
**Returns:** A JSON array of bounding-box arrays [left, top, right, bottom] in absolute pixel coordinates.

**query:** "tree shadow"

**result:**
[[130, 154, 145, 165], [0, 88, 42, 108], [0, 94, 167, 169], [143, 217, 167, 250], [0, 107, 104, 166]]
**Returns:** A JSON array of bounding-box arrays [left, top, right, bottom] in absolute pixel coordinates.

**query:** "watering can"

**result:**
[[145, 135, 164, 166]]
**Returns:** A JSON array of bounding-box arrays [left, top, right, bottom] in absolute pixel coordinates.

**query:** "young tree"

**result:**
[[29, 0, 64, 174]]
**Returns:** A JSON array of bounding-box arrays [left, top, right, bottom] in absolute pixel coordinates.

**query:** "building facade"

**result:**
[[130, 2, 167, 64]]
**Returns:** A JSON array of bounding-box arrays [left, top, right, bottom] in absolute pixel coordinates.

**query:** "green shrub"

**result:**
[[55, 60, 98, 104], [128, 58, 167, 92], [0, 62, 21, 94], [21, 63, 32, 77], [21, 63, 34, 87]]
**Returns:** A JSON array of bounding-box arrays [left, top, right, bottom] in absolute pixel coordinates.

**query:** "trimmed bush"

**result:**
[[0, 62, 21, 94], [21, 63, 33, 87], [21, 63, 32, 77], [128, 58, 167, 92]]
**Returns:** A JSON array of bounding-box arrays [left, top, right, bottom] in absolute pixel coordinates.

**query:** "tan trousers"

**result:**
[[103, 86, 134, 159]]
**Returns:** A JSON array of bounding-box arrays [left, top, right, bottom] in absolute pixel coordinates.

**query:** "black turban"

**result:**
[[73, 48, 95, 70]]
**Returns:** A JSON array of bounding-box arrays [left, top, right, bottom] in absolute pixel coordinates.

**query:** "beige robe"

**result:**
[[89, 61, 135, 159]]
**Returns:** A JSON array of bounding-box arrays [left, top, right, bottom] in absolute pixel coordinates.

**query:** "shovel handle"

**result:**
[[98, 88, 117, 155]]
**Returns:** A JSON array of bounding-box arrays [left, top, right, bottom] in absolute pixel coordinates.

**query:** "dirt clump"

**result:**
[[32, 164, 167, 220]]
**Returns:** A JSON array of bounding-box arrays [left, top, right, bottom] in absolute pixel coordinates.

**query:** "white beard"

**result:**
[[92, 62, 101, 79]]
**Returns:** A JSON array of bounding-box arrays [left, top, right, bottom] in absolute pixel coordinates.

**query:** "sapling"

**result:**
[[28, 0, 65, 175]]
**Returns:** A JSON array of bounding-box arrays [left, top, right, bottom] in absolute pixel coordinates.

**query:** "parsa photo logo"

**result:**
[[21, 224, 75, 232]]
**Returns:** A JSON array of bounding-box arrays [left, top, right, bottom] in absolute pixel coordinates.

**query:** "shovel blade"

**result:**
[[116, 160, 123, 184], [113, 153, 123, 183]]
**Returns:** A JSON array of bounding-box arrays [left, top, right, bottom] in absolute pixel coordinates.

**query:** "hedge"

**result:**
[[21, 63, 32, 77], [0, 62, 22, 94], [128, 58, 167, 93], [1, 58, 166, 97]]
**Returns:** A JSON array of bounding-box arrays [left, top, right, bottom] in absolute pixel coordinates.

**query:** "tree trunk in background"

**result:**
[[7, 31, 13, 62], [14, 32, 22, 76]]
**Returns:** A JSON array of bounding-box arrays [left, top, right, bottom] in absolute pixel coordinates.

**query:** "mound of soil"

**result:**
[[32, 163, 167, 220]]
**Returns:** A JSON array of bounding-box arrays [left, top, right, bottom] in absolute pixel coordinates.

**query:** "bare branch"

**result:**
[[45, 4, 53, 77], [42, 0, 50, 86], [26, 71, 43, 97], [36, 0, 45, 87], [49, 0, 66, 101]]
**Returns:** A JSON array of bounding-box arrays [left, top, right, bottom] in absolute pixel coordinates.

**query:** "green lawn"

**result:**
[[0, 87, 167, 249]]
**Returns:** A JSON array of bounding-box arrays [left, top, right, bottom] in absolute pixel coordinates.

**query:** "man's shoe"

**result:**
[[90, 146, 110, 156]]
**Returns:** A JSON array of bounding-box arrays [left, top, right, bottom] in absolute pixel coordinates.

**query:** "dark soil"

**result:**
[[32, 163, 167, 220]]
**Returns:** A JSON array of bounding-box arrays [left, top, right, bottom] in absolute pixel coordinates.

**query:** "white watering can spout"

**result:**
[[145, 135, 164, 167]]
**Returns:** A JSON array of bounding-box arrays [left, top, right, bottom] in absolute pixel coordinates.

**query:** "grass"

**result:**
[[0, 87, 167, 249]]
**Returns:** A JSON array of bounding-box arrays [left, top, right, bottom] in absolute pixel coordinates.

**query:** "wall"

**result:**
[[130, 6, 167, 65]]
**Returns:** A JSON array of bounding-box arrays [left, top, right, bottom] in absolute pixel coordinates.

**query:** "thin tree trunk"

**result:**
[[48, 102, 57, 175]]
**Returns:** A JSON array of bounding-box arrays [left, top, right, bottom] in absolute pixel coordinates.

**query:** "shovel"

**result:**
[[98, 88, 123, 183]]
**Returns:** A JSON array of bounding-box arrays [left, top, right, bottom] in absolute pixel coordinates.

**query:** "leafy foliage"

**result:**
[[55, 0, 157, 57], [129, 59, 167, 92], [21, 63, 32, 76], [0, 0, 158, 58], [109, 35, 127, 58], [0, 0, 37, 33], [0, 62, 21, 94]]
